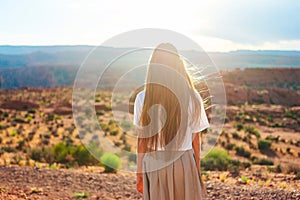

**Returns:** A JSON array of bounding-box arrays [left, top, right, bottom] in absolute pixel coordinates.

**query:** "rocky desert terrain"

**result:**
[[0, 68, 299, 199]]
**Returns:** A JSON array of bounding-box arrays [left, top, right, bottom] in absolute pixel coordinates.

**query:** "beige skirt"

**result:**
[[142, 149, 208, 200]]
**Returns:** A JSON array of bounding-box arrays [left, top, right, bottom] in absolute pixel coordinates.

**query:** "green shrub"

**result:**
[[0, 123, 5, 130], [29, 146, 54, 163], [265, 135, 280, 143], [233, 123, 244, 131], [272, 122, 283, 128], [120, 133, 127, 144], [114, 141, 122, 147], [52, 142, 69, 163], [253, 158, 273, 165], [97, 110, 105, 116], [285, 110, 297, 120], [100, 152, 122, 173], [28, 109, 36, 114], [110, 129, 119, 136], [29, 142, 102, 167], [225, 143, 235, 150], [100, 123, 110, 132], [258, 140, 272, 151], [242, 161, 251, 168], [72, 145, 100, 166], [47, 114, 55, 121], [244, 125, 261, 139], [267, 164, 282, 173], [234, 146, 251, 158], [231, 132, 241, 139], [201, 147, 231, 171], [11, 130, 19, 136], [74, 191, 88, 199], [1, 146, 17, 153], [122, 144, 131, 152], [14, 118, 26, 123]]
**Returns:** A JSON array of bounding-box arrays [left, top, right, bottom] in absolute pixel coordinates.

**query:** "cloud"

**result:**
[[195, 0, 300, 44]]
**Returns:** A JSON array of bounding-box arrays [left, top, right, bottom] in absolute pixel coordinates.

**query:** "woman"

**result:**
[[133, 43, 209, 199]]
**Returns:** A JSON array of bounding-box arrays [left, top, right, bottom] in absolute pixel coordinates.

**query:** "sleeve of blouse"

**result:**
[[133, 92, 143, 129], [192, 92, 210, 133]]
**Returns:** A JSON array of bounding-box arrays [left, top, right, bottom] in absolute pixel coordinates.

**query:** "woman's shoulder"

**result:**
[[135, 89, 145, 102]]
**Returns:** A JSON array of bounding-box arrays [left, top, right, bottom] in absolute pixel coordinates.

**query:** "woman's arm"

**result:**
[[192, 132, 201, 172], [137, 128, 146, 194]]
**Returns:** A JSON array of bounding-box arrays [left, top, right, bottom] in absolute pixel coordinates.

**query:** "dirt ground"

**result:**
[[0, 165, 299, 200]]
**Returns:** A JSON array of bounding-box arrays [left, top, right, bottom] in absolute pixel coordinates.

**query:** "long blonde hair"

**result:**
[[139, 43, 201, 152]]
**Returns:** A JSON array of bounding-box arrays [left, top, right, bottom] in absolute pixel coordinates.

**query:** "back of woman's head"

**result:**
[[140, 43, 201, 151], [148, 43, 187, 83]]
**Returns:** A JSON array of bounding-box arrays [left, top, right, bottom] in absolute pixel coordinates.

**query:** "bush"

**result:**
[[29, 142, 102, 167], [110, 129, 119, 136], [258, 140, 272, 151], [233, 123, 244, 131], [72, 145, 100, 166], [14, 118, 26, 123], [285, 110, 297, 120], [267, 164, 282, 173], [1, 146, 17, 153], [234, 146, 251, 158], [242, 161, 251, 168], [11, 130, 19, 136], [122, 144, 131, 152], [265, 135, 280, 143], [272, 122, 283, 128], [100, 152, 122, 173], [244, 125, 261, 139], [253, 158, 274, 165], [29, 146, 54, 163], [232, 132, 241, 139], [201, 147, 231, 171], [225, 143, 235, 150], [97, 110, 105, 116]]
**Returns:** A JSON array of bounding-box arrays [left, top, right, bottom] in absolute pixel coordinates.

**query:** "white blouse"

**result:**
[[133, 90, 210, 150]]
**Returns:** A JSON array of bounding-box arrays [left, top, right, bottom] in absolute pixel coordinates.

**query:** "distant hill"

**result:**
[[0, 45, 300, 89], [0, 45, 94, 55]]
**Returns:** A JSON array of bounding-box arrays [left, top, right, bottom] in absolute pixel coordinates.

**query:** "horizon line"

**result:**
[[0, 44, 300, 53]]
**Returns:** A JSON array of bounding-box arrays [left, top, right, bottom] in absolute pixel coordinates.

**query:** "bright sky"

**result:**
[[1, 0, 300, 52]]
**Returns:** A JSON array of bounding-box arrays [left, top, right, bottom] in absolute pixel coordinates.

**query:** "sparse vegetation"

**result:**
[[201, 147, 231, 171], [29, 142, 103, 167], [265, 135, 280, 143], [233, 122, 244, 131], [253, 157, 274, 166], [74, 191, 88, 199], [244, 125, 261, 139], [234, 146, 251, 158], [231, 132, 241, 139], [267, 164, 282, 173], [0, 83, 299, 198], [225, 143, 235, 150], [100, 152, 122, 173], [258, 139, 272, 151]]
